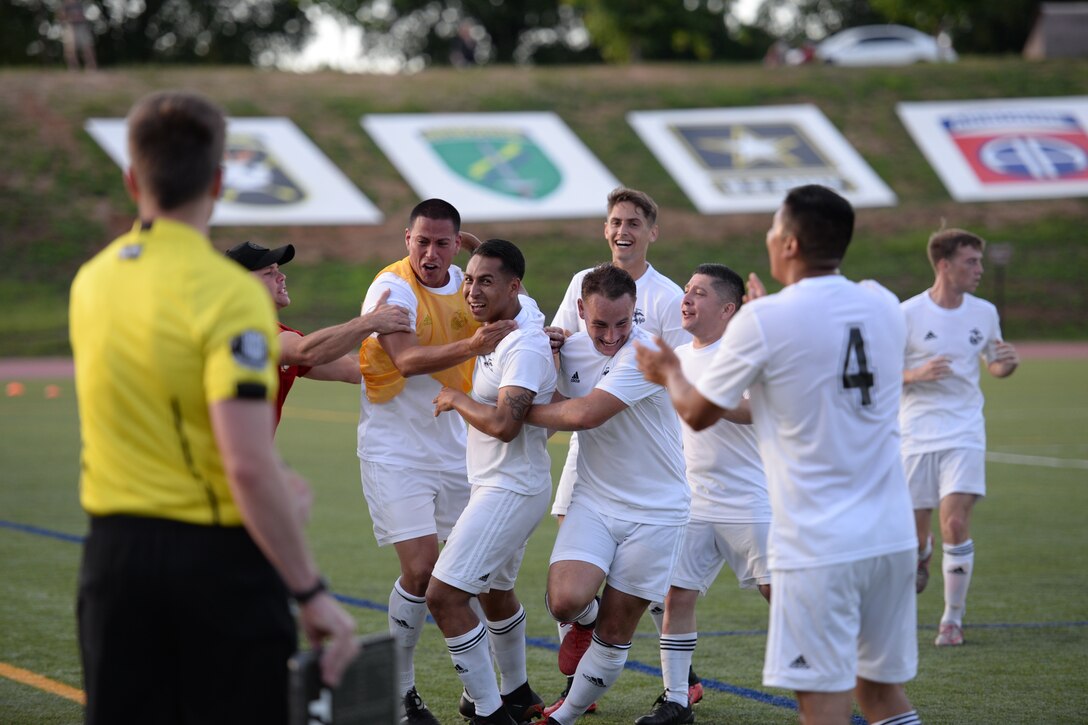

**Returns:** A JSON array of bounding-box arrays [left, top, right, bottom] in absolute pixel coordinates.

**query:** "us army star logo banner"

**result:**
[[85, 118, 383, 225], [362, 112, 620, 222], [897, 97, 1088, 202], [627, 105, 896, 214]]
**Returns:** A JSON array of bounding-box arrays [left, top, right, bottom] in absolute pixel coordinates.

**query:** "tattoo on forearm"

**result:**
[[504, 390, 535, 422]]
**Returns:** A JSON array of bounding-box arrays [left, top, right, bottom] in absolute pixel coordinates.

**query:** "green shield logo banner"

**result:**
[[423, 128, 561, 199]]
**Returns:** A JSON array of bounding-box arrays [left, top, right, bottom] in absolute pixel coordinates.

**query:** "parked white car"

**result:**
[[815, 24, 958, 66]]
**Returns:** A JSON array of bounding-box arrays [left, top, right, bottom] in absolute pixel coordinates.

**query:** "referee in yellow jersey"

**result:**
[[70, 91, 358, 725]]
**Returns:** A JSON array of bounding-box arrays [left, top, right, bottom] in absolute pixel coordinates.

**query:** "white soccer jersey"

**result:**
[[900, 291, 1002, 455], [356, 267, 468, 471], [467, 299, 557, 495], [676, 340, 771, 524], [556, 326, 689, 525], [551, 263, 690, 348], [695, 276, 916, 571]]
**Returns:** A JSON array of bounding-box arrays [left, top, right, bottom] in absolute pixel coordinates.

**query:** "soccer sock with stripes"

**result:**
[[444, 622, 502, 717], [871, 710, 922, 725], [573, 597, 599, 626], [648, 601, 665, 634], [388, 578, 427, 696], [660, 632, 697, 706], [941, 539, 974, 626], [552, 634, 630, 722], [486, 604, 528, 695]]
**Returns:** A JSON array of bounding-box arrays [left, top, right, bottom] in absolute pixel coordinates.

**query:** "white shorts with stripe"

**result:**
[[432, 485, 551, 595], [903, 448, 986, 510], [763, 550, 918, 692], [671, 519, 771, 594], [549, 499, 685, 602], [359, 460, 469, 546]]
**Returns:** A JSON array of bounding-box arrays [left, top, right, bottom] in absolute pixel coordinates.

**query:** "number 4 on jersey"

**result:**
[[842, 327, 874, 406]]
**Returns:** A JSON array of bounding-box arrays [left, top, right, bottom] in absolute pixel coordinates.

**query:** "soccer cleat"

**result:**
[[934, 622, 964, 647], [403, 687, 441, 725], [543, 677, 597, 717], [460, 690, 476, 720], [635, 696, 696, 725], [916, 534, 934, 594], [460, 683, 545, 722], [687, 665, 703, 705], [558, 622, 595, 676], [470, 706, 518, 725], [502, 681, 545, 722]]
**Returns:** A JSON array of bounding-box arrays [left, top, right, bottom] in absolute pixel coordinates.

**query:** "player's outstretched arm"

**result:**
[[988, 340, 1019, 378], [283, 289, 411, 372], [524, 388, 626, 432], [635, 336, 727, 431], [380, 319, 517, 377]]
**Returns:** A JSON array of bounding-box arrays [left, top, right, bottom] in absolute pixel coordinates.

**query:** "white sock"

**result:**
[[552, 634, 629, 722], [445, 622, 502, 716], [388, 578, 427, 697], [872, 710, 922, 725], [941, 539, 974, 626], [557, 620, 572, 644], [487, 605, 527, 695], [660, 632, 696, 705], [573, 597, 598, 626], [648, 601, 665, 634]]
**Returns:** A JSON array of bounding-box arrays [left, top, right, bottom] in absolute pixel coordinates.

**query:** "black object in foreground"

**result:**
[[289, 633, 399, 725]]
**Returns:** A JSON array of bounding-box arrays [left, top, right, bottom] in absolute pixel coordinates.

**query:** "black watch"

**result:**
[[291, 576, 328, 605]]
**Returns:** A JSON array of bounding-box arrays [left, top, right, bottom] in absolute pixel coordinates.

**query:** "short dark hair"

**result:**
[[927, 228, 985, 269], [694, 263, 745, 308], [581, 263, 636, 303], [472, 238, 525, 280], [780, 185, 855, 267], [606, 187, 658, 226], [126, 91, 226, 211], [409, 198, 461, 233]]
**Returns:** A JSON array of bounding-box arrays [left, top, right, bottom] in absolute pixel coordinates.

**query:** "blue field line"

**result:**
[[6, 517, 1086, 725], [0, 519, 84, 543]]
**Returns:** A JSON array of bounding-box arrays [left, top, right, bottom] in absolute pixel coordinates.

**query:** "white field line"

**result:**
[[986, 451, 1088, 470]]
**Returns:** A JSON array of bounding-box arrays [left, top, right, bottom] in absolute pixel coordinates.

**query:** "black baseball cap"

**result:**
[[225, 241, 295, 271]]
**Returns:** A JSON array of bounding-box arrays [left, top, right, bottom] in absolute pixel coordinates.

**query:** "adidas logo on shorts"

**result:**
[[570, 372, 580, 383], [789, 655, 810, 669]]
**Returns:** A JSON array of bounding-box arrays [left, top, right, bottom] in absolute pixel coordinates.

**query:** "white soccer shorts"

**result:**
[[903, 448, 986, 509], [671, 519, 771, 594], [359, 460, 469, 546]]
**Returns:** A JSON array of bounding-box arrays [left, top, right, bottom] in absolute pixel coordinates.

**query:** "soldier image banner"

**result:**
[[85, 117, 384, 225]]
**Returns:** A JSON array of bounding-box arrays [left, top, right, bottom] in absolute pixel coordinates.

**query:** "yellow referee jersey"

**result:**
[[70, 218, 280, 526]]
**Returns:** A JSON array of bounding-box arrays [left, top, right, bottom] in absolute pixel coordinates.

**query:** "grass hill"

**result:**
[[2, 59, 1086, 355]]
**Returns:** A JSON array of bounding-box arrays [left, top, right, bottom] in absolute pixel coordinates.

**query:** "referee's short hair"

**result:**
[[126, 91, 226, 212]]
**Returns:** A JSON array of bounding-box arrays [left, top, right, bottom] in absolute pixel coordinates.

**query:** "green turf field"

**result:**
[[1, 359, 1086, 724]]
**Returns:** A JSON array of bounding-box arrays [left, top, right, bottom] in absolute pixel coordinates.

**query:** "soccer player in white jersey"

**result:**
[[900, 228, 1019, 648], [637, 185, 921, 725], [525, 264, 690, 725], [356, 199, 516, 724], [545, 187, 691, 711], [428, 239, 557, 725], [635, 263, 772, 725]]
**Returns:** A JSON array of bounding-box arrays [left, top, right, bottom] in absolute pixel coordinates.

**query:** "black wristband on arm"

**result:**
[[291, 576, 328, 605]]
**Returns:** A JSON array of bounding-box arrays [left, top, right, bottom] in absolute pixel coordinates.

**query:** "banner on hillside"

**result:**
[[85, 118, 383, 225], [362, 112, 621, 222], [897, 97, 1088, 202], [627, 105, 896, 214]]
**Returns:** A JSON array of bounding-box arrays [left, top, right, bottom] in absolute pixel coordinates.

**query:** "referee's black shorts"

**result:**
[[78, 515, 297, 725]]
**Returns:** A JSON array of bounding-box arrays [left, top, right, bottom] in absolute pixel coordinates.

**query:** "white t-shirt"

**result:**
[[900, 291, 1002, 455], [556, 326, 688, 525], [551, 263, 690, 348], [695, 276, 916, 571], [676, 340, 771, 524], [467, 299, 557, 495], [356, 267, 468, 471]]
